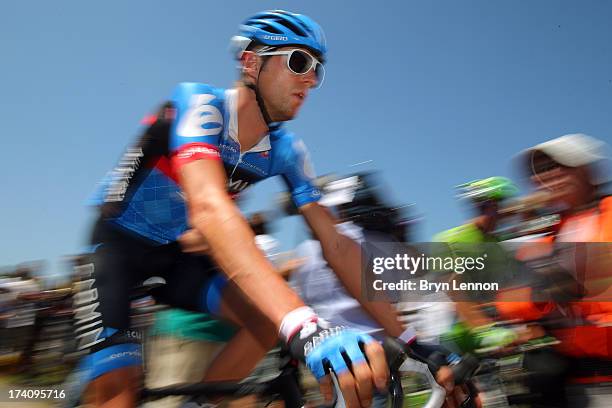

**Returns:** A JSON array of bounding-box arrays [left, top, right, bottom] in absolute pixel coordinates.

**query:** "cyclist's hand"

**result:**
[[436, 366, 462, 408], [318, 340, 387, 408], [288, 323, 388, 408], [436, 365, 454, 393], [444, 384, 482, 408]]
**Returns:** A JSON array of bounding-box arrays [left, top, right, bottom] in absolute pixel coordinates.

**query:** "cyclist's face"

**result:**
[[258, 47, 318, 122]]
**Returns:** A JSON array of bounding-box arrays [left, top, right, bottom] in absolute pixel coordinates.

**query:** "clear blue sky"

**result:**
[[2, 1, 611, 278]]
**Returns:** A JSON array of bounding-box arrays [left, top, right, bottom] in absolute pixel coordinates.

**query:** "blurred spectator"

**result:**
[[290, 221, 386, 339], [145, 309, 236, 408], [248, 212, 281, 265], [248, 211, 301, 279], [495, 133, 612, 406]]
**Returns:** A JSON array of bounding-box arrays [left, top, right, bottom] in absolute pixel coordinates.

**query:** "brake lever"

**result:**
[[384, 337, 447, 408]]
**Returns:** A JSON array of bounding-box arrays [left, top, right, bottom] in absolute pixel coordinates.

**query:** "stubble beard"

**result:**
[[267, 97, 296, 122]]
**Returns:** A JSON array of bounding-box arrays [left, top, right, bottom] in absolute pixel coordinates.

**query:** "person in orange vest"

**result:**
[[496, 133, 612, 407]]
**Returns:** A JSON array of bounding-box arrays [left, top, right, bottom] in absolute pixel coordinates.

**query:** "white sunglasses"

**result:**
[[257, 48, 325, 88]]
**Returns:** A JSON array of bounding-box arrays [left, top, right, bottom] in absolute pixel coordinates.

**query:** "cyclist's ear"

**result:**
[[241, 51, 260, 82]]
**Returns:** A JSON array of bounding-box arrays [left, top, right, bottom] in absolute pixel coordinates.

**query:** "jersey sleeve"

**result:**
[[281, 137, 321, 208], [169, 82, 224, 170]]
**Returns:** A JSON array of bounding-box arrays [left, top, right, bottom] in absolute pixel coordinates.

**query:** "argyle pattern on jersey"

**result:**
[[114, 168, 187, 244]]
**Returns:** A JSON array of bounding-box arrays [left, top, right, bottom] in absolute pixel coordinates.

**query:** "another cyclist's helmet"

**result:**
[[456, 176, 519, 202], [231, 10, 327, 60]]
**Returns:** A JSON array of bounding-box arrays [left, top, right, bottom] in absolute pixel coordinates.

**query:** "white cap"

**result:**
[[521, 133, 609, 184], [524, 133, 607, 168]]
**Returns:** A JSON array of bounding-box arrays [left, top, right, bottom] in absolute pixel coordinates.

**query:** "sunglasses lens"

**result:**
[[288, 50, 310, 74], [534, 160, 560, 174]]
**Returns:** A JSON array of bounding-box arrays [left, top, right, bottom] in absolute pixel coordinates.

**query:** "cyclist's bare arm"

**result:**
[[300, 202, 404, 337], [178, 158, 304, 328], [180, 161, 389, 407]]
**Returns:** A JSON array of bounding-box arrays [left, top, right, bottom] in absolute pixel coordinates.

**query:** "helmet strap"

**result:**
[[244, 56, 273, 126]]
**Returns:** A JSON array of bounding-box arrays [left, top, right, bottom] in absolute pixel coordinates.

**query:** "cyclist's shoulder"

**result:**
[[170, 82, 227, 104], [168, 82, 228, 145], [269, 125, 293, 143], [269, 127, 298, 158], [271, 129, 310, 156], [433, 223, 485, 243], [271, 131, 317, 179]]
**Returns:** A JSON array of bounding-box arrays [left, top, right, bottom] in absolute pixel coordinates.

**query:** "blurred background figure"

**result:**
[[249, 212, 279, 262], [494, 133, 612, 407], [288, 173, 476, 407], [248, 211, 301, 279], [145, 308, 236, 408], [289, 172, 407, 339], [434, 177, 522, 353], [288, 172, 412, 407], [0, 263, 42, 373]]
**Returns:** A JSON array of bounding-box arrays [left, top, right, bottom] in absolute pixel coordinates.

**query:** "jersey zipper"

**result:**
[[229, 151, 245, 180]]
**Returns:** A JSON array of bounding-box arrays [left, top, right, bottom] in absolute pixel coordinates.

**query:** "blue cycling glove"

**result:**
[[286, 321, 375, 380]]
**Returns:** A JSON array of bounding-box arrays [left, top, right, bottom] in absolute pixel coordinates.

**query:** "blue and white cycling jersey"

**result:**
[[91, 83, 320, 244]]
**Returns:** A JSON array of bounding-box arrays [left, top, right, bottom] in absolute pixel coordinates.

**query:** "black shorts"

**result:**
[[72, 218, 228, 380], [88, 218, 226, 329]]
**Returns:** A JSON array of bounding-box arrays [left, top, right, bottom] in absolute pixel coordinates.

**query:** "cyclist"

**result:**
[[434, 177, 521, 353], [79, 10, 395, 408]]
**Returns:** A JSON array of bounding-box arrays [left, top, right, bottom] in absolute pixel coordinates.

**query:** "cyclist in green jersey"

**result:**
[[434, 177, 521, 353]]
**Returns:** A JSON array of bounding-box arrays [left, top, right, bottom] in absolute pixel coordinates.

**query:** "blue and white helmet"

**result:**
[[230, 10, 327, 60]]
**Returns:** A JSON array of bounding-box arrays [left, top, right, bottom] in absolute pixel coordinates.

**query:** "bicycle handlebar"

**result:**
[[142, 337, 480, 408]]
